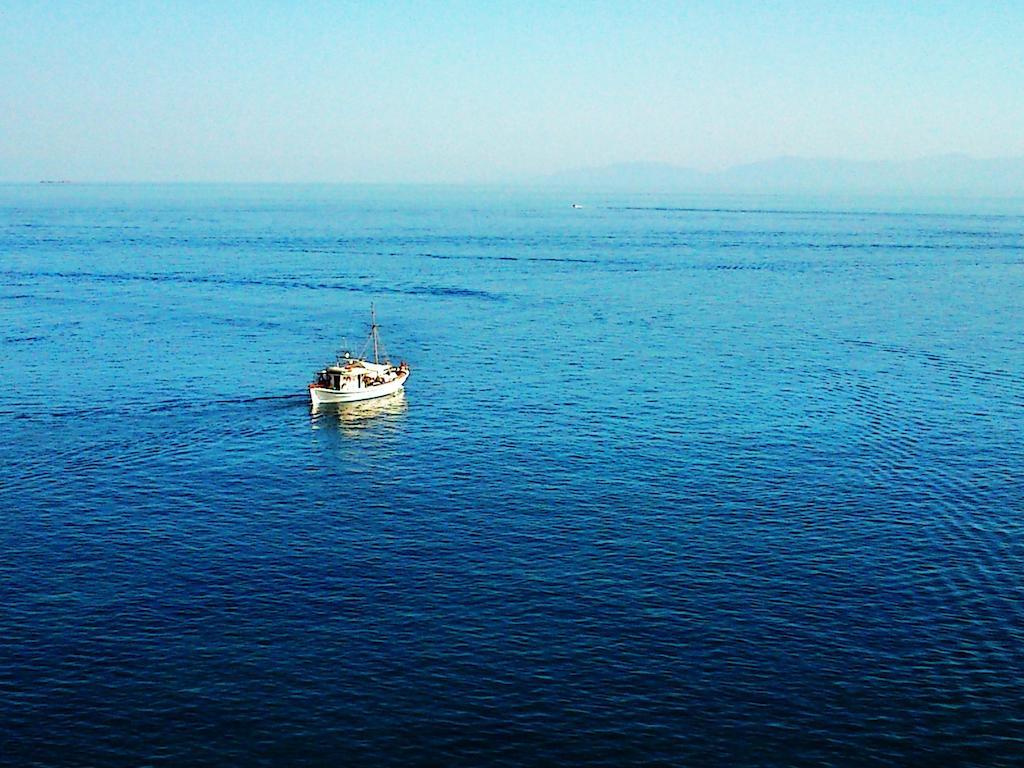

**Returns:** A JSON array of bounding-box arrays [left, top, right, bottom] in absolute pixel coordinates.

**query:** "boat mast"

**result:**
[[371, 303, 380, 365]]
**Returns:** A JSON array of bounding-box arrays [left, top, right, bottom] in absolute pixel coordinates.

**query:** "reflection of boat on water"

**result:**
[[308, 306, 410, 406], [311, 390, 408, 436]]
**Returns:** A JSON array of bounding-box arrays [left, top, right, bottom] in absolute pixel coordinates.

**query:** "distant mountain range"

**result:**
[[545, 155, 1024, 195]]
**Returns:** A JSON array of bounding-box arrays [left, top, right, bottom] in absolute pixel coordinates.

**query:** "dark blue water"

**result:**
[[2, 184, 1023, 766]]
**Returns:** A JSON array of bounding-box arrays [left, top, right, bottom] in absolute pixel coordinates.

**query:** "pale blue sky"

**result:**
[[1, 1, 1022, 182]]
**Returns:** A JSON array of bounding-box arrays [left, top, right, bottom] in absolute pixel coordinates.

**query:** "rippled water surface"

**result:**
[[2, 185, 1023, 766]]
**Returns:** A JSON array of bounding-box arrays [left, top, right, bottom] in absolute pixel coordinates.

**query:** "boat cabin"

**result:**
[[313, 362, 393, 392]]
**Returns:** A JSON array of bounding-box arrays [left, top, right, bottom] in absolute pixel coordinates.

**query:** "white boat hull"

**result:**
[[309, 373, 408, 406]]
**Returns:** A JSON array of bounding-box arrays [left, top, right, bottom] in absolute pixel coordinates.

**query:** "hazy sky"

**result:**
[[2, 1, 1022, 182]]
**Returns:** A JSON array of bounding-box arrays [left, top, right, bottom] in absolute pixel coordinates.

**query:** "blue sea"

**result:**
[[2, 184, 1023, 766]]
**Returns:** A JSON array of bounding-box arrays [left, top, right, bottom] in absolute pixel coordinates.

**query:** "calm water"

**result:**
[[2, 185, 1023, 766]]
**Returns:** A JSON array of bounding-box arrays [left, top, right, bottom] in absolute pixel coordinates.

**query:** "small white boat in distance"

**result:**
[[308, 306, 410, 406]]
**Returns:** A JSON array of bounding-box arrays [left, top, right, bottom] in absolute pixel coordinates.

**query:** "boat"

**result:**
[[308, 306, 410, 406]]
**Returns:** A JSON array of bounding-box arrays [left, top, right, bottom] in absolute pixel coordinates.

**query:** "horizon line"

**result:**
[[5, 152, 1024, 187]]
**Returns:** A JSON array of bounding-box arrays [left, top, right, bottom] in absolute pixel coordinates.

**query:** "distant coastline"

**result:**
[[544, 155, 1024, 195]]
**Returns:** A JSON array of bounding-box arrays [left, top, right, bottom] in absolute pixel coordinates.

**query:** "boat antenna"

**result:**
[[336, 337, 352, 365]]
